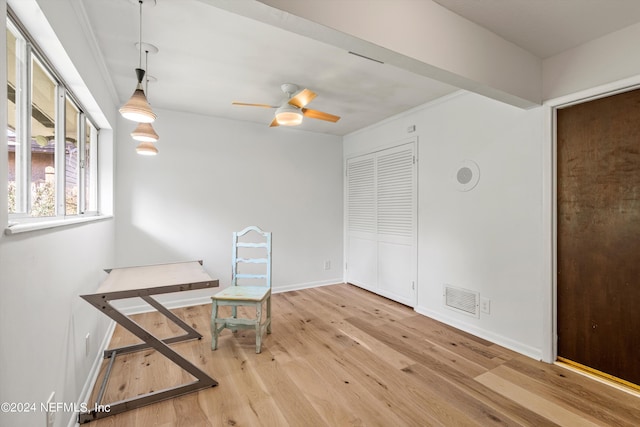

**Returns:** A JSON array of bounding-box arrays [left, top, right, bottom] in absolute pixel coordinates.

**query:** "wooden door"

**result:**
[[557, 88, 640, 386]]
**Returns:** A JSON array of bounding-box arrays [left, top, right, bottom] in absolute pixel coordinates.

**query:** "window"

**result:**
[[65, 96, 78, 215], [29, 56, 56, 217], [83, 118, 98, 214], [6, 12, 99, 222], [7, 24, 23, 214]]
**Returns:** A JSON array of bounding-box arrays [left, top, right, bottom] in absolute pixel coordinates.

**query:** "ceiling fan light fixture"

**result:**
[[275, 105, 303, 126], [131, 121, 159, 142], [136, 140, 159, 155]]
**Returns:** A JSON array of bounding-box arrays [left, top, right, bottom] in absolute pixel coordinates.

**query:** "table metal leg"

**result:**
[[100, 295, 204, 358], [78, 295, 217, 423]]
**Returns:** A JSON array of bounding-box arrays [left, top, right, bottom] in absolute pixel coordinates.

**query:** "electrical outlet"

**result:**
[[46, 391, 55, 427], [324, 260, 331, 270], [480, 298, 491, 314]]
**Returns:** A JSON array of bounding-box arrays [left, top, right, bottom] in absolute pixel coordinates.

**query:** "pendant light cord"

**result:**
[[145, 50, 149, 96], [138, 0, 143, 69]]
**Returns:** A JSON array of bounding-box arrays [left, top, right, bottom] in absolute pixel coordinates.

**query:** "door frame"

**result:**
[[542, 76, 640, 363]]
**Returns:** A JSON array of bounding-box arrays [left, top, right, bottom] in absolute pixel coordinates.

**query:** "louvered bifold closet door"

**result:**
[[376, 144, 416, 305], [346, 152, 378, 289], [346, 140, 417, 307]]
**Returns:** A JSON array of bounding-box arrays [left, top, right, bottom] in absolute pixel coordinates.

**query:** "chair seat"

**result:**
[[212, 286, 270, 302]]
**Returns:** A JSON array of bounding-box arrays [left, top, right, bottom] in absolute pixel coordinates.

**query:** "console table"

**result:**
[[79, 260, 219, 423]]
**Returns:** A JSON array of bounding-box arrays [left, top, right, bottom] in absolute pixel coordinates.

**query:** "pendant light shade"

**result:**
[[119, 85, 156, 123], [136, 141, 159, 155], [275, 104, 303, 126], [120, 69, 156, 123], [131, 121, 159, 142]]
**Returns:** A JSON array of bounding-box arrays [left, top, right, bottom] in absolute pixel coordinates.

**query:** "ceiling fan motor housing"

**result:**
[[281, 83, 299, 97]]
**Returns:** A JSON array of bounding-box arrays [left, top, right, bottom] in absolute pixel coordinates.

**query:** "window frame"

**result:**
[[7, 8, 101, 227]]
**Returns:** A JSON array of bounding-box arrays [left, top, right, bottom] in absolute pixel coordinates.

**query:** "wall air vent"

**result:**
[[443, 285, 479, 318]]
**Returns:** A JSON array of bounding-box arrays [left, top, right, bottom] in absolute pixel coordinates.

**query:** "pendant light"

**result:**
[[136, 141, 159, 155], [119, 0, 157, 123], [132, 122, 159, 142], [132, 49, 160, 144]]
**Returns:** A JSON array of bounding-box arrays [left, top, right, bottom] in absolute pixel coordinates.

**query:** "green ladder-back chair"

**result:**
[[210, 226, 272, 353]]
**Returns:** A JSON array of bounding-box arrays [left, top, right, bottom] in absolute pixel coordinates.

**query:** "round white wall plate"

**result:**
[[454, 160, 480, 191]]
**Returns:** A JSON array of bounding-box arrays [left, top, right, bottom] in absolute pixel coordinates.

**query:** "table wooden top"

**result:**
[[95, 261, 218, 295]]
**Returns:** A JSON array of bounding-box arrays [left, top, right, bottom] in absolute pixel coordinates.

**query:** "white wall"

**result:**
[[0, 224, 115, 427], [344, 91, 545, 359], [0, 1, 116, 427], [543, 22, 640, 102], [114, 108, 344, 309]]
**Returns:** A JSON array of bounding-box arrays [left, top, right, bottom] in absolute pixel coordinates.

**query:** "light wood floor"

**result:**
[[87, 283, 640, 426]]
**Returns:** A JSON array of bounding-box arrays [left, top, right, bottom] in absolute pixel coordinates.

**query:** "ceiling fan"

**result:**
[[232, 83, 340, 127]]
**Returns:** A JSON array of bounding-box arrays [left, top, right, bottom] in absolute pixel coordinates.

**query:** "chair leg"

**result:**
[[255, 303, 262, 354], [210, 301, 219, 350], [231, 306, 237, 333], [266, 295, 272, 334]]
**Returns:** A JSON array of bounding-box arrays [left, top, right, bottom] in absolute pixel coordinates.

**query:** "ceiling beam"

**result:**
[[203, 0, 542, 109]]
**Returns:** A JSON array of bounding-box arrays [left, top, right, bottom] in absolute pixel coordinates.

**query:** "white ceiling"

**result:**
[[434, 0, 640, 58], [81, 0, 640, 136]]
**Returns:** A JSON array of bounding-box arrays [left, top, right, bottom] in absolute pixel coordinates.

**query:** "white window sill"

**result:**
[[4, 214, 113, 235]]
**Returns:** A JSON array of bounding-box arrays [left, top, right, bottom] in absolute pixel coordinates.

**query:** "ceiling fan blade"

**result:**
[[269, 117, 280, 127], [288, 88, 317, 108], [232, 102, 278, 108], [302, 108, 340, 123]]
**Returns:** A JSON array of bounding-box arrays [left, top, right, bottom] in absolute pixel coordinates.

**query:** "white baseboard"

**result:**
[[272, 279, 343, 293], [118, 279, 344, 315], [120, 294, 214, 316], [414, 305, 542, 361], [68, 320, 117, 427]]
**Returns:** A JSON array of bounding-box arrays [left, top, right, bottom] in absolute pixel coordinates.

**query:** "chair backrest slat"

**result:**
[[236, 242, 269, 248], [232, 226, 271, 288], [237, 257, 269, 264]]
